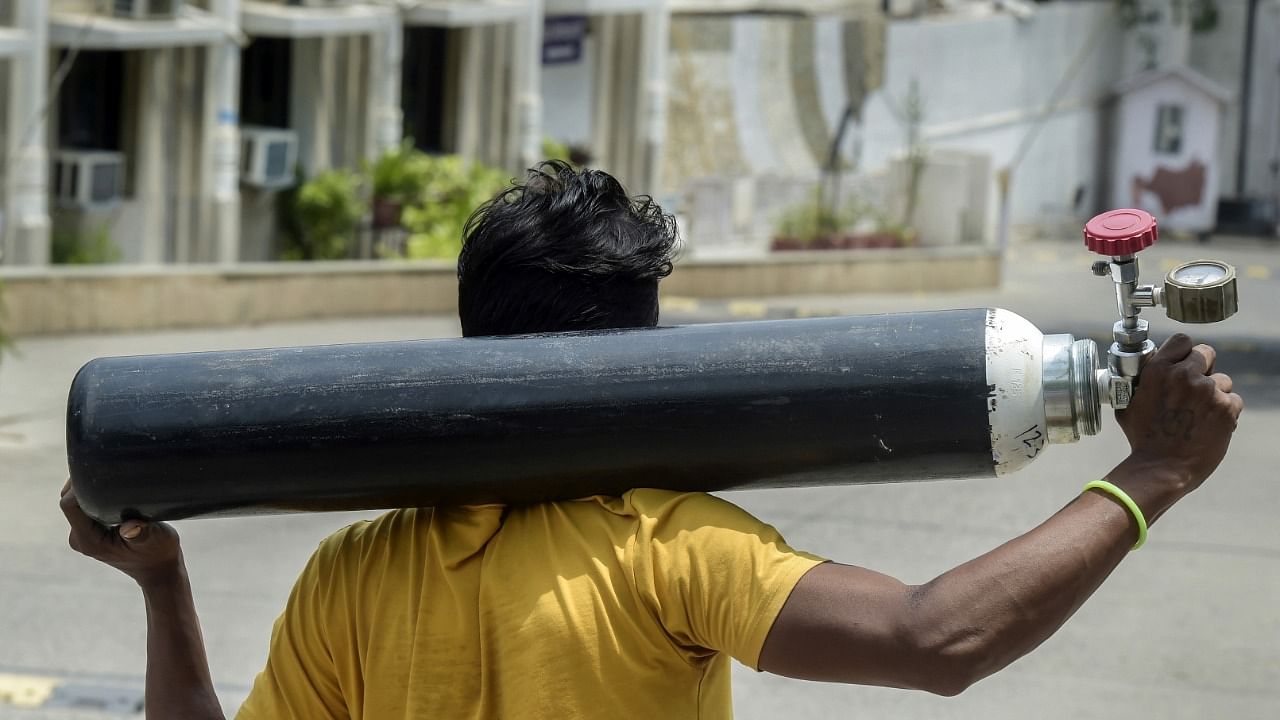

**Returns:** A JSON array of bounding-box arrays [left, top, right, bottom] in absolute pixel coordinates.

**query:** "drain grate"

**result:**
[[43, 683, 145, 714]]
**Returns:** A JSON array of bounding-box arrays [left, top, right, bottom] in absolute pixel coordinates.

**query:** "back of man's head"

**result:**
[[457, 161, 678, 337]]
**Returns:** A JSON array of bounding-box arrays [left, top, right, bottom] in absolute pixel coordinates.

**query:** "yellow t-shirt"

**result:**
[[236, 489, 825, 720]]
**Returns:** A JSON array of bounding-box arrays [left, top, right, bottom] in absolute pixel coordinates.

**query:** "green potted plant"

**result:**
[[771, 193, 913, 251], [398, 155, 507, 259], [771, 192, 856, 251], [368, 140, 432, 229], [541, 138, 593, 168], [285, 169, 364, 260]]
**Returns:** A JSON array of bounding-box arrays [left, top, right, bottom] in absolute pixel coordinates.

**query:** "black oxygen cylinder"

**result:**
[[67, 310, 1029, 524]]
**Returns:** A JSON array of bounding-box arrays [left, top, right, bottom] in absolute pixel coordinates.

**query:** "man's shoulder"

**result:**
[[315, 507, 429, 556], [620, 489, 740, 512], [566, 489, 744, 518], [610, 489, 774, 534]]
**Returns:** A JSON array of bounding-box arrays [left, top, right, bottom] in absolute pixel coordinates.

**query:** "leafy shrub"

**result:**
[[541, 138, 572, 166], [773, 191, 915, 248], [52, 225, 121, 264], [278, 147, 507, 261], [774, 192, 860, 245], [368, 140, 433, 204], [286, 169, 364, 261], [399, 156, 508, 260], [541, 137, 592, 168]]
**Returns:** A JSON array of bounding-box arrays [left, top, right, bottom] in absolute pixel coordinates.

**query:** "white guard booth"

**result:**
[[1111, 66, 1231, 235]]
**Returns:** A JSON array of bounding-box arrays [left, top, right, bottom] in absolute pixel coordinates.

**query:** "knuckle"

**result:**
[[1179, 363, 1205, 380]]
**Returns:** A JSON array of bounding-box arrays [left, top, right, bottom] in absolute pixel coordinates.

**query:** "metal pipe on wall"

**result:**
[[207, 0, 242, 265], [138, 47, 173, 264], [641, 1, 671, 195], [370, 10, 404, 157], [1236, 0, 1260, 197], [514, 0, 545, 171]]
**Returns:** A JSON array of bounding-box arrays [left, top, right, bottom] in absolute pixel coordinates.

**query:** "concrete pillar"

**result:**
[[639, 2, 670, 195], [456, 28, 484, 159], [488, 24, 510, 168], [370, 12, 404, 157], [315, 37, 335, 172], [611, 15, 641, 186], [590, 16, 617, 169], [3, 0, 51, 266], [206, 0, 242, 265], [174, 46, 198, 264], [137, 48, 173, 264], [291, 38, 333, 174], [514, 0, 545, 171]]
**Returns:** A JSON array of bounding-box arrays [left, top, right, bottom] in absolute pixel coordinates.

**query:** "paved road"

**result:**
[[0, 239, 1276, 719]]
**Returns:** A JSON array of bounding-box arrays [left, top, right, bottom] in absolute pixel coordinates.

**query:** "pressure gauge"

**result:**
[[1164, 260, 1238, 324]]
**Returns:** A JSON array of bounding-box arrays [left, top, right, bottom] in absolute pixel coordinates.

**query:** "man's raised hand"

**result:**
[[1115, 333, 1245, 497], [60, 479, 183, 589]]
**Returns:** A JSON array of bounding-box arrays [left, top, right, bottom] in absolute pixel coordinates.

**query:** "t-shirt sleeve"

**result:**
[[633, 491, 826, 671], [235, 530, 355, 720]]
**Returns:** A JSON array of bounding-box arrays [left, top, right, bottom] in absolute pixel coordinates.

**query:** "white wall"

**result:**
[[1186, 0, 1280, 200], [1188, 0, 1246, 197], [860, 2, 1123, 231], [1242, 0, 1280, 199], [541, 33, 596, 148]]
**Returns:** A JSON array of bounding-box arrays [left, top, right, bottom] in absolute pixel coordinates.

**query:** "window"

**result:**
[[1153, 103, 1184, 155], [241, 37, 292, 128], [402, 27, 453, 153], [58, 50, 125, 151]]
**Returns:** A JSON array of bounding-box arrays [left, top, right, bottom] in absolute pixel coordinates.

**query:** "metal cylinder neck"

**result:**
[[1042, 335, 1103, 444]]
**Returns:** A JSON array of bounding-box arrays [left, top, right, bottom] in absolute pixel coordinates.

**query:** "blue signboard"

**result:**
[[543, 15, 588, 65]]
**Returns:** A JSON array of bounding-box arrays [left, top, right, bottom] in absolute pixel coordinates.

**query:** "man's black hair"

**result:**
[[457, 161, 678, 337]]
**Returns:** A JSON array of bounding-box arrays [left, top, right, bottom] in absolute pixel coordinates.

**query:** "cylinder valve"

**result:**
[[1084, 209, 1240, 410]]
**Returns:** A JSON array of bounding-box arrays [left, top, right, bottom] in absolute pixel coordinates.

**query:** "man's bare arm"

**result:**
[[61, 484, 225, 719], [759, 334, 1243, 696]]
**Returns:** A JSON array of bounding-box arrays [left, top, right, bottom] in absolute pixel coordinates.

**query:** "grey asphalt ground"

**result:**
[[0, 238, 1277, 719]]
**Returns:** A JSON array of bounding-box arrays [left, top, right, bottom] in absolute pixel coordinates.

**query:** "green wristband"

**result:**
[[1083, 480, 1148, 550]]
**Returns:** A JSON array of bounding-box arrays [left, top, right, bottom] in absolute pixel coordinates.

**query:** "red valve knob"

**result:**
[[1083, 209, 1158, 256]]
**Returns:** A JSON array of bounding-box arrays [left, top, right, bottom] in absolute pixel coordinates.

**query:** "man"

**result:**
[[61, 162, 1244, 718]]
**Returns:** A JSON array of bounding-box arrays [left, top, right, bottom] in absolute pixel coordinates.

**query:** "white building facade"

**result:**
[[1, 0, 671, 266]]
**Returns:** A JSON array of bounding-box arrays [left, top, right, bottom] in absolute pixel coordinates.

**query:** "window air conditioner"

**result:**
[[53, 150, 127, 210], [107, 0, 184, 20], [241, 126, 299, 190]]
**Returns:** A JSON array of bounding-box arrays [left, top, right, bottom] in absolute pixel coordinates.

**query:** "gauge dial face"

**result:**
[[1169, 262, 1230, 287]]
